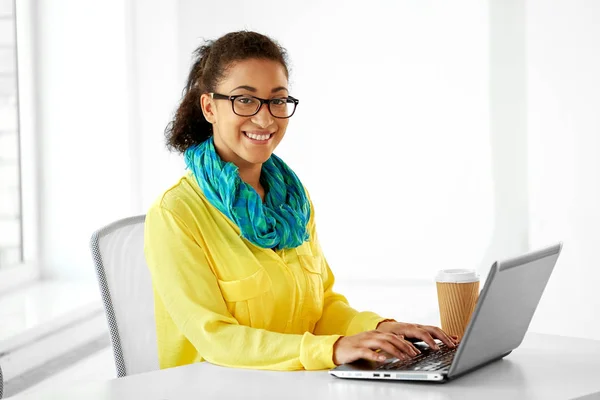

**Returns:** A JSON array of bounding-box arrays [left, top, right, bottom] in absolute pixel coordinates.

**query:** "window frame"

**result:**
[[0, 0, 40, 294]]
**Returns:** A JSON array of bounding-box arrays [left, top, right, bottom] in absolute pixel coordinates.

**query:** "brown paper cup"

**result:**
[[435, 269, 480, 340]]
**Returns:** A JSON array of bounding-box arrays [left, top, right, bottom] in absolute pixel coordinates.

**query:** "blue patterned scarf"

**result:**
[[184, 137, 311, 250]]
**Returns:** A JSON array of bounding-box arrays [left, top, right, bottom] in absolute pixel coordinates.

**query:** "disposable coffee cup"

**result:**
[[435, 269, 480, 340]]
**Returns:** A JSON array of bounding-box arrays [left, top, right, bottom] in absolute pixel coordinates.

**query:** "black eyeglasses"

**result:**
[[210, 93, 299, 119]]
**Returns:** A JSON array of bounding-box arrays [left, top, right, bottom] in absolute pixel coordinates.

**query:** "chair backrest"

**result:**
[[90, 215, 159, 377]]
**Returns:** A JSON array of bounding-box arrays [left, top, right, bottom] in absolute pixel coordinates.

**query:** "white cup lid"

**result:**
[[435, 269, 479, 283]]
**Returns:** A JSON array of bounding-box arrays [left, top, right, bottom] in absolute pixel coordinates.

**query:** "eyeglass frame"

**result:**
[[210, 92, 299, 119]]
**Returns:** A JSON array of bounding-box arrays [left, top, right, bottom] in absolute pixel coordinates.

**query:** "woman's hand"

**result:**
[[376, 321, 459, 350], [332, 330, 424, 366]]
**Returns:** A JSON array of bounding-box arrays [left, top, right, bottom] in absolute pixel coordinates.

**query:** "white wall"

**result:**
[[32, 0, 599, 340], [486, 0, 529, 277], [526, 0, 600, 340], [34, 1, 517, 283], [175, 0, 496, 281], [36, 0, 138, 280], [130, 0, 185, 211]]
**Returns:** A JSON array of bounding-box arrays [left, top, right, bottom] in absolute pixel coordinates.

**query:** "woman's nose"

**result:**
[[250, 103, 274, 128]]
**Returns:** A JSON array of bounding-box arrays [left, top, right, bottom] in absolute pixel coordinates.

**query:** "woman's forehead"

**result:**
[[220, 59, 288, 92]]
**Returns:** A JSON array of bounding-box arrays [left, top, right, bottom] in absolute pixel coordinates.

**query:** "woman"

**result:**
[[144, 31, 458, 371]]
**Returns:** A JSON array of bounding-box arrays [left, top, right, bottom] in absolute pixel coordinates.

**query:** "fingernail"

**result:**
[[379, 355, 386, 360]]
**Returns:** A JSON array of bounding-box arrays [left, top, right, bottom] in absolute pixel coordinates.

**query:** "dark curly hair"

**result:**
[[165, 31, 290, 153]]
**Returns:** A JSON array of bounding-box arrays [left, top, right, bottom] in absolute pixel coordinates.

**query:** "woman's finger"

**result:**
[[383, 333, 421, 356], [376, 340, 412, 361], [422, 326, 457, 348], [406, 327, 439, 350], [360, 347, 389, 362], [370, 334, 421, 358], [362, 338, 403, 360], [377, 329, 422, 354], [364, 338, 412, 360]]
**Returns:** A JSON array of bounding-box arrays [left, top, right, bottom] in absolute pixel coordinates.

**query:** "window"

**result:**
[[0, 0, 22, 269]]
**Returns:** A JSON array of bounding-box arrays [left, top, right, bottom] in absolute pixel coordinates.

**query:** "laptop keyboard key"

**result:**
[[379, 343, 457, 372]]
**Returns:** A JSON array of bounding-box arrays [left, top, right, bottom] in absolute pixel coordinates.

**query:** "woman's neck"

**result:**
[[212, 136, 265, 200], [238, 165, 263, 194]]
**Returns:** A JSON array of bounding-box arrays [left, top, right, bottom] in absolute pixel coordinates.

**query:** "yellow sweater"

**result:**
[[144, 172, 386, 371]]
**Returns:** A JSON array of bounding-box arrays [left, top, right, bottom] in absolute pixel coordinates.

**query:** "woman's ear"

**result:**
[[200, 93, 216, 124]]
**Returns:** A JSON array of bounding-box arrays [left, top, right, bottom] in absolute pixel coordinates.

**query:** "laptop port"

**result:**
[[384, 374, 391, 378], [373, 373, 380, 377]]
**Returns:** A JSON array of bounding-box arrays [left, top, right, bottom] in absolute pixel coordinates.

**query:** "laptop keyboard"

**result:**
[[377, 342, 457, 372]]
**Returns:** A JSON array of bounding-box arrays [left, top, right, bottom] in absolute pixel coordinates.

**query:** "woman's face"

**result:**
[[201, 58, 290, 168]]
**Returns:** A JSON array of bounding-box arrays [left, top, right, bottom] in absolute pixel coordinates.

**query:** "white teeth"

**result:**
[[245, 132, 271, 141]]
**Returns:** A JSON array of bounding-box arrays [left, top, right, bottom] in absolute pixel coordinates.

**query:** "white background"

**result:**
[[179, 0, 495, 282], [20, 0, 600, 339]]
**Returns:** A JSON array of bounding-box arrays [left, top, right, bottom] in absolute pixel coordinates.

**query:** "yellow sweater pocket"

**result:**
[[217, 268, 274, 329], [296, 242, 324, 328]]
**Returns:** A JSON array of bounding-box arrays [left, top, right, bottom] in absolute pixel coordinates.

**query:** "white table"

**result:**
[[10, 333, 600, 400]]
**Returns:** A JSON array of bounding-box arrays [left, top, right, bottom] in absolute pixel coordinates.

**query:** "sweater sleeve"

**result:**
[[144, 204, 341, 371]]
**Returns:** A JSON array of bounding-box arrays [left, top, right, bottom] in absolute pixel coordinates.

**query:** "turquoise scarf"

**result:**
[[184, 137, 311, 250]]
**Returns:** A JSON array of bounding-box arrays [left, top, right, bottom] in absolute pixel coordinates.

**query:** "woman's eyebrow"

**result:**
[[229, 85, 289, 93], [271, 86, 289, 93]]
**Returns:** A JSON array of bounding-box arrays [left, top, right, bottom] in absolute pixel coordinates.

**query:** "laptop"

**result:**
[[329, 243, 563, 383]]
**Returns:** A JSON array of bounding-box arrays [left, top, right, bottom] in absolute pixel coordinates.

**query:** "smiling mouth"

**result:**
[[243, 131, 274, 141]]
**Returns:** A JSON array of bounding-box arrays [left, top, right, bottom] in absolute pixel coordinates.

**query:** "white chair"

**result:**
[[90, 215, 159, 377]]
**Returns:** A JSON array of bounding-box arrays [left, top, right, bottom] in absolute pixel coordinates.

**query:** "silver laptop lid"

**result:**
[[448, 243, 562, 378]]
